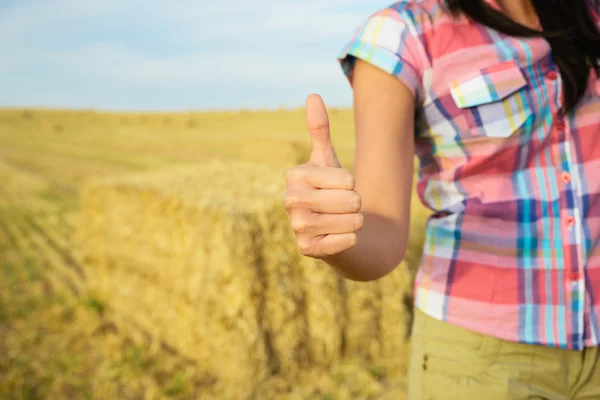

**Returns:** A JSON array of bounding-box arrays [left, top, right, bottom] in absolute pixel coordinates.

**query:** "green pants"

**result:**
[[407, 308, 600, 399]]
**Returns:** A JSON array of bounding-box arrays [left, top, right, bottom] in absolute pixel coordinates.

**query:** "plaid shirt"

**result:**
[[338, 0, 600, 350]]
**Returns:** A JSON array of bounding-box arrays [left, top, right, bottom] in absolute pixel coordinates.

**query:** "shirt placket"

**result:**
[[549, 66, 586, 349]]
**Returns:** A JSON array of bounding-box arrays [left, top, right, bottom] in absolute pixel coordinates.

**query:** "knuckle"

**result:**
[[285, 168, 297, 183], [297, 238, 314, 256], [283, 192, 302, 211], [291, 216, 310, 234], [286, 166, 308, 184]]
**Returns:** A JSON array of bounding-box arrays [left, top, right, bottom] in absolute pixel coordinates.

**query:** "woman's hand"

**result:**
[[284, 94, 364, 259]]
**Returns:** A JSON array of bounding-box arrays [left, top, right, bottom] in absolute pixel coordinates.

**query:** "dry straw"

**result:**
[[78, 159, 427, 397], [79, 162, 274, 397]]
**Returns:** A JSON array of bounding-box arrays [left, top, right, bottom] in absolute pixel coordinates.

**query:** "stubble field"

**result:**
[[0, 108, 430, 399]]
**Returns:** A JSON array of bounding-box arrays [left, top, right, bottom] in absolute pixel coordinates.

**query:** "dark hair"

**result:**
[[446, 0, 600, 112]]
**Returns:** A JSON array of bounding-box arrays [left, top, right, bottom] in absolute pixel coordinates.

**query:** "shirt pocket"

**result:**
[[450, 59, 532, 139]]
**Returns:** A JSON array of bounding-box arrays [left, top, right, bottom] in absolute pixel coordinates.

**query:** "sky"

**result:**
[[0, 0, 392, 111]]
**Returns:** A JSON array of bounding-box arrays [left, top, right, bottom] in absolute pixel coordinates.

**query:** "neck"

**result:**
[[494, 0, 539, 29]]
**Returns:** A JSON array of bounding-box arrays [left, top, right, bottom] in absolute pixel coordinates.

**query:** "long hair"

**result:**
[[446, 0, 600, 112]]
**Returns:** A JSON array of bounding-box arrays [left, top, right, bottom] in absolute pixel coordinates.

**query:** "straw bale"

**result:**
[[89, 262, 267, 397], [77, 158, 429, 395], [344, 279, 383, 360], [79, 162, 277, 396], [79, 167, 266, 301], [342, 184, 429, 374], [254, 357, 392, 400], [300, 257, 345, 368], [78, 160, 348, 388], [377, 262, 413, 376], [257, 197, 345, 373]]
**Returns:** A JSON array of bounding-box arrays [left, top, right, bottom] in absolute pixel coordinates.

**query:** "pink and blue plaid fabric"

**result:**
[[338, 0, 600, 349]]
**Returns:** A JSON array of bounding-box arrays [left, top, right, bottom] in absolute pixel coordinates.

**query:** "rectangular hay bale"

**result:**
[[77, 158, 429, 395], [78, 160, 349, 391]]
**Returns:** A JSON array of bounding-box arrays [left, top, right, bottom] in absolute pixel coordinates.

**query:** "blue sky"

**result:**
[[0, 0, 391, 111]]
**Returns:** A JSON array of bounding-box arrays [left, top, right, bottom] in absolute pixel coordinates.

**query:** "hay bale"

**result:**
[[255, 199, 311, 374], [343, 184, 430, 374], [77, 158, 430, 396], [300, 257, 345, 368], [344, 279, 382, 360], [78, 162, 275, 397], [377, 262, 413, 376], [255, 357, 389, 400], [89, 261, 267, 396], [77, 160, 349, 392], [252, 190, 345, 373]]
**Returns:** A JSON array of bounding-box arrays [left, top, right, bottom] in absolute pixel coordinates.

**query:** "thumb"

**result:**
[[305, 93, 341, 168]]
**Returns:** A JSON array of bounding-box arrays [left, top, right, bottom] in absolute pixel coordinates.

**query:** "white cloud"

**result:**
[[16, 42, 342, 86], [0, 0, 390, 109]]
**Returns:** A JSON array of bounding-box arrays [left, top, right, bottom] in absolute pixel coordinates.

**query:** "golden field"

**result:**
[[0, 108, 430, 399]]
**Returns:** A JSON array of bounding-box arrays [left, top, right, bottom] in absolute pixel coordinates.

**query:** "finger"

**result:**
[[307, 189, 362, 214], [312, 233, 358, 258], [305, 93, 341, 168], [307, 167, 355, 190], [292, 212, 364, 236], [286, 166, 354, 190]]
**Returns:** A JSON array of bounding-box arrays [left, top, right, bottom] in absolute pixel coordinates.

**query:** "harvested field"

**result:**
[[0, 108, 430, 399]]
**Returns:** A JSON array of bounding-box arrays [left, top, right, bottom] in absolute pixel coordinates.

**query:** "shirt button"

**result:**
[[561, 172, 572, 184], [556, 120, 566, 130], [547, 70, 559, 80], [566, 216, 575, 228], [570, 271, 580, 281]]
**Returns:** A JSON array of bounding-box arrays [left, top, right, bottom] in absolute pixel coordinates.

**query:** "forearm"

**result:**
[[321, 212, 407, 282]]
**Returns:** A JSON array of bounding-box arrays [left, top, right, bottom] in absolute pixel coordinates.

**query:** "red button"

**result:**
[[570, 272, 580, 280], [561, 172, 571, 184], [566, 216, 575, 227], [556, 121, 565, 131], [547, 70, 558, 80]]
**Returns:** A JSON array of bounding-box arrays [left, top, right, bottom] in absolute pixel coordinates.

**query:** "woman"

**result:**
[[284, 0, 600, 398]]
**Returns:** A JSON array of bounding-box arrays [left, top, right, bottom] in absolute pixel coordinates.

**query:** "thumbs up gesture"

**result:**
[[284, 94, 364, 259]]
